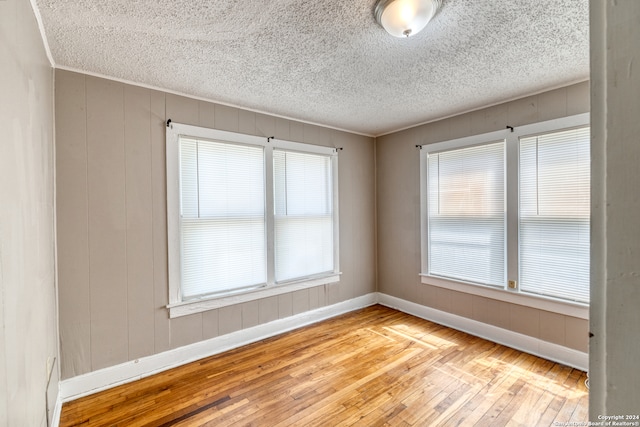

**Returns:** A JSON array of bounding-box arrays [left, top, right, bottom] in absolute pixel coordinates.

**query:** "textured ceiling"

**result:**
[[35, 0, 589, 136]]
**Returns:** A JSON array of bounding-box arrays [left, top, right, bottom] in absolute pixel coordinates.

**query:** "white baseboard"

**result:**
[[377, 293, 588, 371], [58, 293, 377, 403], [50, 398, 62, 427]]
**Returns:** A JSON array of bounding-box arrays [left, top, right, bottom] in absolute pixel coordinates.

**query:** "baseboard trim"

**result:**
[[50, 398, 62, 427], [59, 293, 377, 402], [377, 293, 588, 371]]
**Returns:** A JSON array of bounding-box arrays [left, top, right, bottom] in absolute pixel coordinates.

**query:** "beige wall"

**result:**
[[0, 0, 58, 425], [590, 0, 640, 417], [55, 70, 376, 379], [376, 82, 590, 352]]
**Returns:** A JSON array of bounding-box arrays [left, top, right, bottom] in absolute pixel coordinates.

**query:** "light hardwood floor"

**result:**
[[60, 305, 588, 426]]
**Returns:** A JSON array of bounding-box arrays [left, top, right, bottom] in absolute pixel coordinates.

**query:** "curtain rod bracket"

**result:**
[[506, 125, 514, 132], [166, 119, 172, 128]]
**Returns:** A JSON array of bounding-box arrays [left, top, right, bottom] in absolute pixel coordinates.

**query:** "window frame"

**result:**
[[166, 122, 340, 318], [518, 126, 591, 303], [419, 113, 590, 319], [272, 148, 336, 283], [425, 139, 507, 288]]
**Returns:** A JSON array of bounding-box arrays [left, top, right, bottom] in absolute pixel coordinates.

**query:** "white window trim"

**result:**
[[419, 113, 590, 319], [166, 122, 340, 318]]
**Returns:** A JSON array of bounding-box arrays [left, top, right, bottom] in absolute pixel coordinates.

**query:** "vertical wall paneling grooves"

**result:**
[[55, 71, 91, 378], [255, 113, 275, 138], [375, 82, 591, 353], [151, 89, 171, 354], [259, 296, 279, 324], [55, 70, 376, 377], [124, 85, 155, 360], [86, 76, 129, 370]]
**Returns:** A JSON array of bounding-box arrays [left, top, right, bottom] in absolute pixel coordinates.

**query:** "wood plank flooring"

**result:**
[[60, 305, 588, 426]]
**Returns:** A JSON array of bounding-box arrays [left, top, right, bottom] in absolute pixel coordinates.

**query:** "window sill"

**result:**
[[167, 274, 341, 318], [420, 274, 589, 320]]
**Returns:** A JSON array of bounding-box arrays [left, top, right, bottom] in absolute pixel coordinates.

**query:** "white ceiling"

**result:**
[[35, 0, 589, 136]]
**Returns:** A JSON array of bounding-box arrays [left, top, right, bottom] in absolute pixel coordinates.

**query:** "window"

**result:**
[[179, 138, 266, 299], [420, 113, 590, 308], [273, 150, 335, 282], [519, 127, 590, 303], [427, 141, 505, 286], [166, 123, 339, 317]]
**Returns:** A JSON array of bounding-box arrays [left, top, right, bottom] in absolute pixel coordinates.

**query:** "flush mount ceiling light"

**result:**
[[374, 0, 442, 38]]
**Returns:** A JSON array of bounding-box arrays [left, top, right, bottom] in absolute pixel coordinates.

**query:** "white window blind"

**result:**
[[519, 127, 590, 303], [179, 138, 266, 299], [427, 141, 505, 286], [273, 150, 334, 282]]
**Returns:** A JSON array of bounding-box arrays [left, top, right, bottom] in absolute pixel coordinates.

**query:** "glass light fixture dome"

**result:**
[[374, 0, 442, 38]]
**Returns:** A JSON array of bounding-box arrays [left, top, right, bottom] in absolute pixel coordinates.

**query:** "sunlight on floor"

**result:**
[[475, 357, 588, 399], [383, 325, 457, 350]]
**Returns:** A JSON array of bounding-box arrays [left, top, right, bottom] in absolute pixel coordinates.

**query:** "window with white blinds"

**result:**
[[274, 150, 334, 282], [427, 142, 505, 286], [166, 123, 339, 316], [519, 127, 590, 303], [179, 138, 266, 299], [420, 113, 590, 307]]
